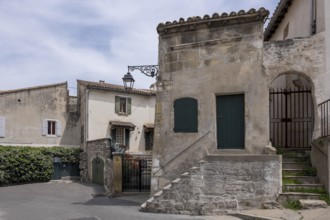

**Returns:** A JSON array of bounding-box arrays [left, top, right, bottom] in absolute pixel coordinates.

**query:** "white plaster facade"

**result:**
[[0, 82, 80, 147], [77, 80, 156, 154]]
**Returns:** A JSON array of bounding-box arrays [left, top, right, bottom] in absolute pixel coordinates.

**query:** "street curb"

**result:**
[[229, 213, 281, 220]]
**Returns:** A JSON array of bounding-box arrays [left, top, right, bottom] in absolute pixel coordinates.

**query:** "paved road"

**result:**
[[0, 181, 240, 220]]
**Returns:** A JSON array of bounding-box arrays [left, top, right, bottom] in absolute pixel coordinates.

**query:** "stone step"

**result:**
[[299, 199, 328, 209], [284, 176, 320, 184], [283, 169, 316, 176], [278, 192, 321, 203], [282, 162, 307, 169], [283, 157, 308, 163], [283, 184, 324, 192]]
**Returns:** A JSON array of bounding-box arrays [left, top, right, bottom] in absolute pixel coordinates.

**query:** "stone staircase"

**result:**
[[278, 149, 328, 208], [141, 154, 282, 215]]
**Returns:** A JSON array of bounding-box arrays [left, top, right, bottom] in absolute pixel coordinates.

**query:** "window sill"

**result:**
[[117, 112, 129, 116], [45, 135, 58, 138]]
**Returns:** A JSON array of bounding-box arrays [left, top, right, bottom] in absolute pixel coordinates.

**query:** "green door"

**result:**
[[92, 157, 104, 185], [216, 94, 245, 149]]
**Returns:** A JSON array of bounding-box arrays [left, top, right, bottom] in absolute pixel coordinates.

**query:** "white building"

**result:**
[[77, 80, 156, 154]]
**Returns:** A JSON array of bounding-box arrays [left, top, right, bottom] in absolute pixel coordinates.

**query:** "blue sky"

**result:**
[[0, 0, 279, 95]]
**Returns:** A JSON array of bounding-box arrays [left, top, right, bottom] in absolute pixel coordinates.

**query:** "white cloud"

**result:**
[[0, 0, 279, 95]]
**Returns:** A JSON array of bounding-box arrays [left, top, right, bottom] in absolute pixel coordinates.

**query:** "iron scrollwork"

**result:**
[[128, 65, 159, 78]]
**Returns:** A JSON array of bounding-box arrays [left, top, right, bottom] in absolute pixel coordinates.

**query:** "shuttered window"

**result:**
[[145, 129, 154, 151], [0, 117, 5, 138], [42, 119, 62, 137], [174, 97, 198, 133], [115, 96, 132, 115]]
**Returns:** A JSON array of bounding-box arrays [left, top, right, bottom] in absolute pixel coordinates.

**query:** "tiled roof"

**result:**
[[264, 0, 293, 41], [157, 8, 269, 35], [77, 79, 156, 96], [0, 82, 67, 95]]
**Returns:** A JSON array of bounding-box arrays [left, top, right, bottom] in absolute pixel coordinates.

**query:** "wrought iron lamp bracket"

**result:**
[[128, 65, 159, 78]]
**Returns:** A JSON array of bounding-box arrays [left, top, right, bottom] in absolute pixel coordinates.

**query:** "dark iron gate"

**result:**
[[122, 155, 151, 192], [270, 87, 313, 148]]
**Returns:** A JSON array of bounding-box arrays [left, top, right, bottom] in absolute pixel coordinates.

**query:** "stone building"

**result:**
[[143, 1, 330, 215], [0, 82, 80, 147], [143, 8, 282, 215]]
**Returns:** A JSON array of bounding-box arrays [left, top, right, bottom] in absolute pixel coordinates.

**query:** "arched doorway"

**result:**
[[92, 157, 104, 185], [269, 73, 314, 149]]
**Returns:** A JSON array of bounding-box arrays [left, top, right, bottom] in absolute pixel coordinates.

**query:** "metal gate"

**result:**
[[270, 87, 313, 148], [122, 155, 151, 192]]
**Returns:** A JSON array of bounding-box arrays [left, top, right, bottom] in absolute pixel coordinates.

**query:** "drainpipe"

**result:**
[[311, 0, 317, 35]]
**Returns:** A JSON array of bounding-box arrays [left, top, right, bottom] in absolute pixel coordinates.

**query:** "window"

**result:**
[[42, 119, 61, 137], [174, 97, 198, 133], [48, 121, 56, 135], [145, 129, 154, 151], [111, 127, 130, 149], [115, 96, 131, 115], [0, 117, 5, 138]]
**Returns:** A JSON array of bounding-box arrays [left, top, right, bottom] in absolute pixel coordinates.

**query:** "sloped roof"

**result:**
[[157, 8, 269, 35], [264, 0, 293, 41], [77, 79, 156, 96], [0, 82, 67, 95]]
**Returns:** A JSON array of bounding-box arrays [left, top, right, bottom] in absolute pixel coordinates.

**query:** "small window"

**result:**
[[48, 121, 56, 135], [43, 120, 61, 137], [119, 98, 127, 113], [174, 97, 198, 133], [112, 127, 130, 149], [115, 96, 132, 115], [145, 129, 154, 151]]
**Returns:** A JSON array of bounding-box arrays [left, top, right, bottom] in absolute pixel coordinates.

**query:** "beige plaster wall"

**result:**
[[270, 0, 313, 41], [87, 89, 155, 153], [0, 84, 80, 147]]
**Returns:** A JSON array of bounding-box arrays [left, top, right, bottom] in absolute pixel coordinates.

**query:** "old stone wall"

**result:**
[[311, 137, 330, 192], [143, 155, 282, 215], [81, 138, 114, 196], [152, 11, 271, 193], [263, 32, 326, 138]]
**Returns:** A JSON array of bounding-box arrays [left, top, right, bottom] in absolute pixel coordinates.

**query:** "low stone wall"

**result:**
[[311, 137, 330, 192], [143, 154, 282, 215]]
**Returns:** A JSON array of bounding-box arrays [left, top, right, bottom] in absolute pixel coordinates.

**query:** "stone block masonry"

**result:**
[[142, 155, 282, 215]]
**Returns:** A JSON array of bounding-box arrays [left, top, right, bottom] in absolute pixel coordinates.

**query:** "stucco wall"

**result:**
[[152, 19, 271, 192], [0, 83, 80, 147], [269, 0, 313, 41], [87, 89, 155, 153]]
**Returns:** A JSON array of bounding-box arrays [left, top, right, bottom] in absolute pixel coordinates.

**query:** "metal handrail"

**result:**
[[318, 99, 330, 137], [153, 131, 211, 175]]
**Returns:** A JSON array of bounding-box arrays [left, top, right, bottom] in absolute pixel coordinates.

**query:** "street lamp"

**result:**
[[123, 65, 159, 90]]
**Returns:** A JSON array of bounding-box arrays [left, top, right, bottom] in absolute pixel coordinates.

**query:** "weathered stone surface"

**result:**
[[299, 199, 328, 209], [143, 155, 281, 215]]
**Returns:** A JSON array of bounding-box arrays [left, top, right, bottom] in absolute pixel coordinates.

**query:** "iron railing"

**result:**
[[318, 99, 330, 137], [153, 131, 211, 175]]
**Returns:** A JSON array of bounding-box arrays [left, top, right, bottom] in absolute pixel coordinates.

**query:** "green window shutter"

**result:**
[[174, 98, 198, 133], [125, 129, 130, 149], [127, 98, 132, 115], [115, 96, 120, 113]]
